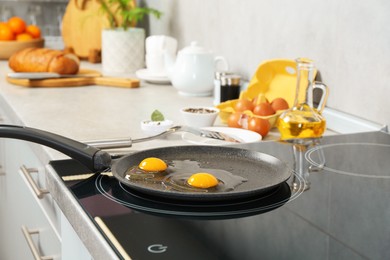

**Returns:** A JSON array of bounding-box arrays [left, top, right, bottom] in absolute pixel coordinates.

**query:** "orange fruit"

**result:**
[[0, 23, 15, 41], [16, 33, 34, 41], [8, 16, 26, 34], [0, 22, 7, 29], [25, 24, 41, 39]]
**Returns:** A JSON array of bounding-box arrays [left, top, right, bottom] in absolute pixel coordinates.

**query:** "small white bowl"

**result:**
[[140, 119, 174, 136], [180, 107, 219, 128]]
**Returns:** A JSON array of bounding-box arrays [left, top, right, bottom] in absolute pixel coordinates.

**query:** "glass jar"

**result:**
[[220, 74, 241, 103]]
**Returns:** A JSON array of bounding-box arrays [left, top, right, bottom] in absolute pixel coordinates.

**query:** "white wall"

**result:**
[[146, 0, 390, 128]]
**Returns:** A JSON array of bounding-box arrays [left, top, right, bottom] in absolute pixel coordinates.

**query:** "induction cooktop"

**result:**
[[50, 131, 390, 260]]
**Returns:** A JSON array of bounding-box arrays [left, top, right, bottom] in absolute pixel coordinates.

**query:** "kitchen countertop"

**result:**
[[0, 62, 227, 158], [0, 60, 385, 259]]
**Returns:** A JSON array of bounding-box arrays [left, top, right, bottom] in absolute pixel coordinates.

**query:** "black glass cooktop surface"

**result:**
[[50, 131, 390, 260]]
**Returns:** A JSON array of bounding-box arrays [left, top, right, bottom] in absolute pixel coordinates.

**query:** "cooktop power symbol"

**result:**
[[147, 244, 168, 253]]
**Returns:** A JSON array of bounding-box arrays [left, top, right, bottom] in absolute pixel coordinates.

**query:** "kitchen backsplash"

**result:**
[[1, 0, 388, 128], [144, 0, 390, 129]]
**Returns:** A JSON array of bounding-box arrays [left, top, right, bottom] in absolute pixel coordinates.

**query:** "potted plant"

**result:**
[[99, 0, 162, 75]]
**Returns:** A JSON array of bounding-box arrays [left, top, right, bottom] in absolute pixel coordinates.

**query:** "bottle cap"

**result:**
[[220, 74, 241, 86], [215, 71, 233, 80]]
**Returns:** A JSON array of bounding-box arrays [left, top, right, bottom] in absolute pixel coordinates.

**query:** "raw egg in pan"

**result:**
[[138, 157, 167, 172], [187, 173, 219, 189], [124, 158, 247, 193]]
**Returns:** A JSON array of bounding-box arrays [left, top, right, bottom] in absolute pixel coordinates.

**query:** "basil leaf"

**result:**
[[151, 110, 165, 121]]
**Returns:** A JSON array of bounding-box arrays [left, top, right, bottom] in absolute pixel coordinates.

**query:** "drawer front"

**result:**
[[0, 140, 61, 260], [20, 164, 61, 240]]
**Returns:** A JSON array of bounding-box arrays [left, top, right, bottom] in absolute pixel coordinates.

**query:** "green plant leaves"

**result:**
[[99, 0, 162, 30]]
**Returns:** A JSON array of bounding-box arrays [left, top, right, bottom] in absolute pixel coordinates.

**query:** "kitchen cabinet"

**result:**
[[0, 107, 8, 251], [0, 106, 8, 175], [0, 139, 61, 260], [61, 213, 92, 260], [0, 100, 95, 259]]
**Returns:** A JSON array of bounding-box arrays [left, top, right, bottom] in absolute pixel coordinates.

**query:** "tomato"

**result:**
[[234, 98, 254, 112], [227, 112, 243, 128], [271, 98, 289, 111], [247, 117, 270, 137], [253, 103, 275, 116]]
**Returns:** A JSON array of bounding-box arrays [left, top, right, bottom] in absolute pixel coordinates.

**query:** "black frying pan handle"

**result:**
[[0, 124, 111, 172]]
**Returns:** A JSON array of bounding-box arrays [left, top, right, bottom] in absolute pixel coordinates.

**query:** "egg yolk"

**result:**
[[187, 172, 219, 189], [138, 157, 167, 172]]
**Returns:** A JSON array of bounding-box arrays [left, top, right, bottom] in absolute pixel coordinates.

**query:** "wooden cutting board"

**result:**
[[6, 69, 140, 88]]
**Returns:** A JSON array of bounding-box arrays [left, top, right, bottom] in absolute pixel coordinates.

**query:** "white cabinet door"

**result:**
[[0, 140, 61, 260], [0, 107, 9, 176], [0, 107, 10, 257], [61, 213, 93, 260]]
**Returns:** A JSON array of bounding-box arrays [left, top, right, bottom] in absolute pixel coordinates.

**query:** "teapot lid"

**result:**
[[180, 41, 211, 54]]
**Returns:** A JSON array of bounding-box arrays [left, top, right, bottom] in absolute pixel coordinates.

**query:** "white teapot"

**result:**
[[164, 41, 228, 96]]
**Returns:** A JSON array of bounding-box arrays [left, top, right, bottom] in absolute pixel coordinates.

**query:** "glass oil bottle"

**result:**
[[277, 58, 329, 140]]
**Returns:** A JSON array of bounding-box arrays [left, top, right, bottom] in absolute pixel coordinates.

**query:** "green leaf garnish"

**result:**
[[151, 110, 165, 121]]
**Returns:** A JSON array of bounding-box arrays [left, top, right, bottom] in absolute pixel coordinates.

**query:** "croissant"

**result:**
[[9, 48, 80, 75]]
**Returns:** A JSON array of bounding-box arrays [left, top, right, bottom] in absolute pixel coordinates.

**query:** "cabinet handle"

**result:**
[[20, 165, 49, 199], [21, 225, 53, 260]]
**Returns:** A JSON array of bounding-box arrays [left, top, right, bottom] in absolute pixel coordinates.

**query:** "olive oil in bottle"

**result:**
[[277, 104, 326, 139], [277, 58, 328, 141]]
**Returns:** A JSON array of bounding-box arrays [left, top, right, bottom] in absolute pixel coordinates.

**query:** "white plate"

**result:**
[[182, 127, 262, 145], [135, 69, 171, 84]]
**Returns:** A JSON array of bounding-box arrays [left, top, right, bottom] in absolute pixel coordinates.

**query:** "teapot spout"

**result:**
[[163, 50, 176, 79]]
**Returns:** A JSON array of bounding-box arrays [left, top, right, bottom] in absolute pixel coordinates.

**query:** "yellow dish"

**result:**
[[217, 58, 317, 126]]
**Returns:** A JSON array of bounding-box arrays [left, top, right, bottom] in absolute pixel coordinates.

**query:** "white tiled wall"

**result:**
[[144, 0, 390, 128]]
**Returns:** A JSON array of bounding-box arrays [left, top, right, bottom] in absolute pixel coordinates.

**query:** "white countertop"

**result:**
[[0, 61, 260, 162], [2, 60, 380, 164]]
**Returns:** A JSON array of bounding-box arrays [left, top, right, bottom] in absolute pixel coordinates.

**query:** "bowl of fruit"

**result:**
[[0, 17, 44, 60]]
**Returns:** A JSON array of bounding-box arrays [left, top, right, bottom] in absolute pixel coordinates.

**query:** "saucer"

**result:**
[[182, 126, 262, 146], [135, 69, 171, 84]]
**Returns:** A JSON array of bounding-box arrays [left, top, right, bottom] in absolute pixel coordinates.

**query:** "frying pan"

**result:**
[[0, 124, 291, 201]]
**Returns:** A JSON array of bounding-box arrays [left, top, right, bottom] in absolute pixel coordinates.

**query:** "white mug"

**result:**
[[145, 35, 177, 75], [146, 35, 177, 55], [146, 53, 166, 75]]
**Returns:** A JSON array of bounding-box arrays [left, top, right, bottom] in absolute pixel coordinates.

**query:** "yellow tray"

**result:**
[[217, 58, 317, 125]]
